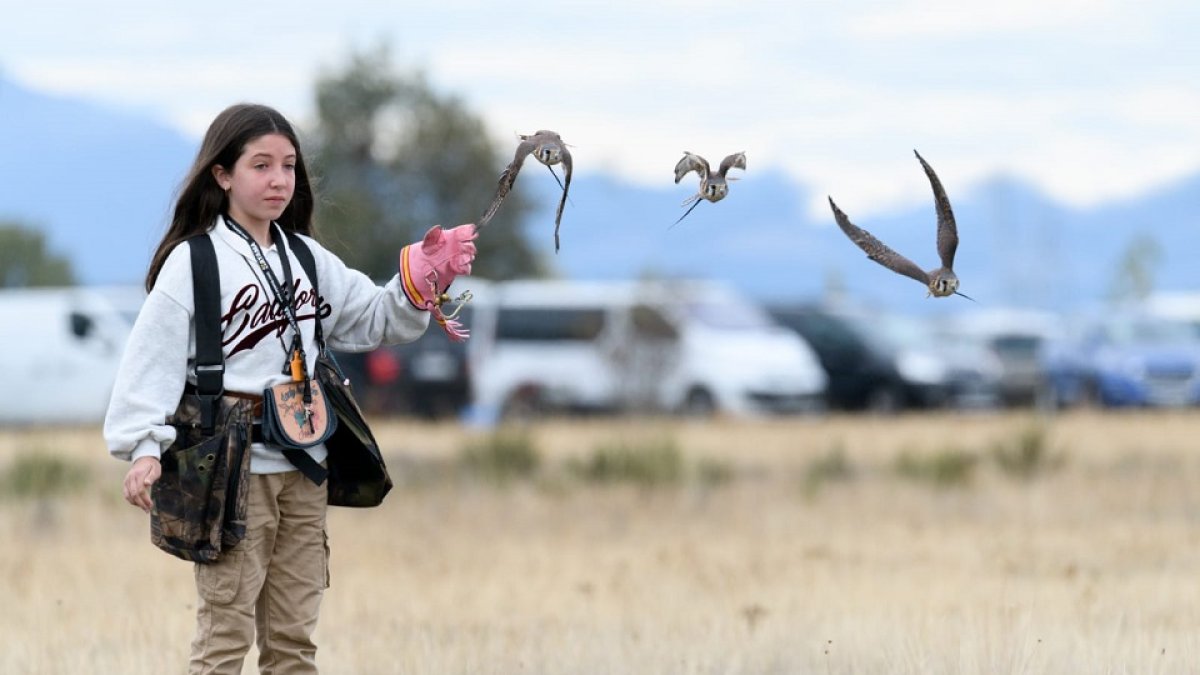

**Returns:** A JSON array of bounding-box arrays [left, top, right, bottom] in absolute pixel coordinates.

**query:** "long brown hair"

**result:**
[[145, 103, 316, 291]]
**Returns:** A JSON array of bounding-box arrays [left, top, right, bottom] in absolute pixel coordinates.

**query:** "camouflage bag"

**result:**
[[150, 393, 254, 563]]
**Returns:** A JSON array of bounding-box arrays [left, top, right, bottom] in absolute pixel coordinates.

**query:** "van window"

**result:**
[[631, 305, 678, 339], [990, 335, 1041, 359], [69, 311, 95, 339], [684, 301, 773, 330], [495, 308, 605, 341]]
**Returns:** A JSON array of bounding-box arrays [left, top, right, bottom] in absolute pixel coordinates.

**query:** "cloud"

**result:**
[[2, 0, 1197, 223], [848, 0, 1123, 39]]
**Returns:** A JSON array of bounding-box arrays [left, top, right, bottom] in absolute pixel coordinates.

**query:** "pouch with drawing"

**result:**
[[258, 378, 338, 449]]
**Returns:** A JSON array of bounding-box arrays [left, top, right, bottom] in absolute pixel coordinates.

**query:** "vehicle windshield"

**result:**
[[848, 313, 927, 353], [495, 307, 606, 341], [682, 300, 775, 330], [990, 335, 1042, 358], [1099, 316, 1195, 345]]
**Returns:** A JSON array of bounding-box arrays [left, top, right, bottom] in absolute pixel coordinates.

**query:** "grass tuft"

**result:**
[[990, 424, 1065, 479], [570, 437, 684, 487], [0, 452, 90, 499], [894, 445, 978, 488], [802, 442, 856, 497], [459, 429, 541, 483]]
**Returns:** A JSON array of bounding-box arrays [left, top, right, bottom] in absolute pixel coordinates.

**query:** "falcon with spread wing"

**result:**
[[672, 151, 746, 226], [828, 150, 971, 300], [479, 130, 573, 251]]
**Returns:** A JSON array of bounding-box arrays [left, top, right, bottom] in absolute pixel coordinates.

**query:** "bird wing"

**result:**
[[478, 137, 537, 228], [553, 147, 573, 252], [718, 151, 746, 177], [914, 150, 959, 270], [674, 152, 709, 184], [828, 197, 930, 285]]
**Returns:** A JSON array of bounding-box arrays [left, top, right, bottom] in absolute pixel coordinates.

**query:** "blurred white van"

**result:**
[[466, 280, 633, 418], [651, 280, 828, 415], [0, 286, 143, 425], [465, 278, 826, 419]]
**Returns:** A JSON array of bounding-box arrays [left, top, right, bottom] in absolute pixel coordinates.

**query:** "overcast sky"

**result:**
[[2, 0, 1197, 217]]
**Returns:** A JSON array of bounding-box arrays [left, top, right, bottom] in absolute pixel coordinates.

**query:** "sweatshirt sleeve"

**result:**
[[103, 248, 194, 462], [303, 235, 431, 353]]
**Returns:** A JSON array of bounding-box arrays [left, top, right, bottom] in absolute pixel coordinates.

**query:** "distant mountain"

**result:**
[[2, 74, 1197, 315], [524, 166, 1200, 316], [0, 75, 196, 286]]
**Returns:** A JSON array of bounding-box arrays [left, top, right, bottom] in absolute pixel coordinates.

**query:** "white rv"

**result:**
[[0, 286, 143, 425], [465, 278, 827, 419]]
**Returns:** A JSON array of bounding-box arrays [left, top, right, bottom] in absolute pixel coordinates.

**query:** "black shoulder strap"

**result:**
[[188, 233, 224, 434], [285, 232, 325, 349], [187, 230, 331, 439]]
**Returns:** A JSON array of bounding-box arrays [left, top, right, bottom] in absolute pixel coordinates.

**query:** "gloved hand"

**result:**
[[400, 223, 477, 341]]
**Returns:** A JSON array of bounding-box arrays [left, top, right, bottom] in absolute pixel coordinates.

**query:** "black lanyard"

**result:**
[[223, 215, 309, 383]]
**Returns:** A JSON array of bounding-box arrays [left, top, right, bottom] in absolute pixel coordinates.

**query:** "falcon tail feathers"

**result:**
[[670, 198, 703, 229]]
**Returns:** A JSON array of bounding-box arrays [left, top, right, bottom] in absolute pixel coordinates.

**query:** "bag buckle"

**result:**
[[195, 363, 225, 435]]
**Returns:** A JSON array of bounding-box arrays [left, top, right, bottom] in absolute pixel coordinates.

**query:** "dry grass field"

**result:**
[[3, 410, 1200, 674]]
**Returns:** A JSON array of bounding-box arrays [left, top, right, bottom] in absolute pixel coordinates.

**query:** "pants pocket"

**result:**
[[195, 550, 244, 605]]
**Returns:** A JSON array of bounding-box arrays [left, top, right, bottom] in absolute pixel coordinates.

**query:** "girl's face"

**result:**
[[212, 133, 297, 231]]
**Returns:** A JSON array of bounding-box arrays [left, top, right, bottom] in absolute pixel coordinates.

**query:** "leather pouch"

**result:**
[[259, 379, 337, 449]]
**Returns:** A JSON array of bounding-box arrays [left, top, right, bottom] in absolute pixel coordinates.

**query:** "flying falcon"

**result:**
[[827, 150, 972, 300], [479, 129, 573, 251], [672, 151, 746, 226]]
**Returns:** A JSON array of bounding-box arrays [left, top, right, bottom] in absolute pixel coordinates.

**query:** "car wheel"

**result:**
[[681, 387, 716, 417], [501, 385, 544, 421], [1032, 378, 1060, 413], [1077, 378, 1102, 409], [866, 386, 902, 414]]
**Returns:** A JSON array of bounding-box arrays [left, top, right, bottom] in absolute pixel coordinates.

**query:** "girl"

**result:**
[[104, 103, 476, 674]]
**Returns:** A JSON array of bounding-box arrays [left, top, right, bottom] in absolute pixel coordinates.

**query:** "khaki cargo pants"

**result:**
[[189, 468, 329, 675]]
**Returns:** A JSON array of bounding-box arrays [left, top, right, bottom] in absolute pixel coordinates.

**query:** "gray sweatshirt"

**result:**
[[104, 220, 430, 473]]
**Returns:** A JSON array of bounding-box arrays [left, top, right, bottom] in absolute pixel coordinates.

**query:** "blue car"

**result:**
[[1040, 314, 1200, 408]]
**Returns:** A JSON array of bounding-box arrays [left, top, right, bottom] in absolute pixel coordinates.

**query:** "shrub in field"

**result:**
[[0, 452, 90, 499], [459, 429, 541, 483], [695, 457, 736, 488], [570, 437, 684, 487], [894, 446, 978, 488], [802, 442, 856, 497], [990, 424, 1065, 480]]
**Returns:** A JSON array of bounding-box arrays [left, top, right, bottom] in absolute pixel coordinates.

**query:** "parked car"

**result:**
[[467, 280, 627, 418], [769, 304, 952, 411], [653, 282, 828, 416], [1040, 312, 1200, 408], [1147, 291, 1200, 338], [945, 309, 1062, 407], [333, 283, 482, 420], [925, 321, 1005, 409], [466, 279, 827, 419], [0, 285, 143, 425]]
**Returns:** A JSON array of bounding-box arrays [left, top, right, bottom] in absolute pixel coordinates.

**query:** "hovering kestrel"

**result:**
[[672, 151, 746, 226], [827, 150, 972, 300], [479, 129, 573, 251]]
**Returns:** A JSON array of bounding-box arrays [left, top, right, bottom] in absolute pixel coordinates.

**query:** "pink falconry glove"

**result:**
[[399, 223, 478, 341]]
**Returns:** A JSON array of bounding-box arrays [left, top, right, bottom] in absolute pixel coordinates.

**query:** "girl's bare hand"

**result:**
[[123, 456, 162, 513]]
